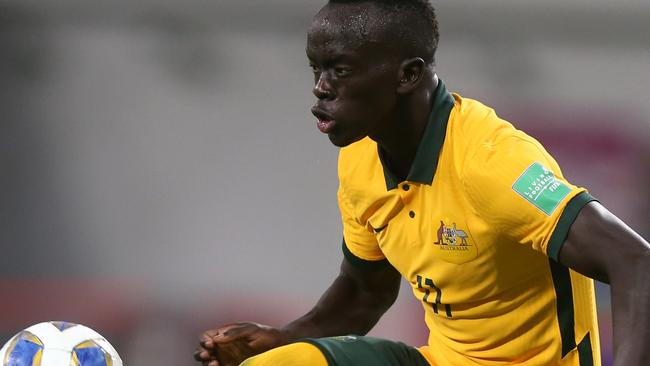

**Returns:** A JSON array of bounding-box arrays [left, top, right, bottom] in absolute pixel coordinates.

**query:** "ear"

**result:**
[[396, 57, 426, 94]]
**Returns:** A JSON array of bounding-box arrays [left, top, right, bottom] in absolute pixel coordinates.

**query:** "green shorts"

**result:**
[[301, 335, 430, 366]]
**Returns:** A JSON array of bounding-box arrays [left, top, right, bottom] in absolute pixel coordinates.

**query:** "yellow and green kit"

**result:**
[[240, 336, 429, 366], [338, 80, 600, 365]]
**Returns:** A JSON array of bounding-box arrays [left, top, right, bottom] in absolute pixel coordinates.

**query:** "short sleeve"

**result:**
[[462, 135, 596, 260], [338, 183, 387, 265]]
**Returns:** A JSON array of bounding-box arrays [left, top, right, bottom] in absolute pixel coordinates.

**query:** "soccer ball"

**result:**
[[0, 321, 123, 366]]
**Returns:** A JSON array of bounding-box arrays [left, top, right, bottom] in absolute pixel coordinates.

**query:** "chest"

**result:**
[[367, 180, 480, 271], [355, 177, 544, 304]]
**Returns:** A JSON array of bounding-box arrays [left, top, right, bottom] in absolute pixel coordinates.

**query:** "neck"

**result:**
[[375, 73, 439, 181]]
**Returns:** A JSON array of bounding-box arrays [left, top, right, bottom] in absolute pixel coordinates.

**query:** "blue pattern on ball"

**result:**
[[6, 339, 42, 366], [74, 347, 107, 366]]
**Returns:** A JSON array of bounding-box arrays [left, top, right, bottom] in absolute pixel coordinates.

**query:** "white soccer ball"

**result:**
[[0, 321, 123, 366]]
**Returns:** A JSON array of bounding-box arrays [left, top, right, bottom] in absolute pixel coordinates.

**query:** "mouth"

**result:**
[[311, 107, 337, 134]]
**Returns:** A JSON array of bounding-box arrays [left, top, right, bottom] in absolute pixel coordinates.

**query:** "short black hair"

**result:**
[[328, 0, 439, 65]]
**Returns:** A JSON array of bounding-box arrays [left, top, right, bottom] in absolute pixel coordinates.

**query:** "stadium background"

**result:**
[[1, 1, 648, 365]]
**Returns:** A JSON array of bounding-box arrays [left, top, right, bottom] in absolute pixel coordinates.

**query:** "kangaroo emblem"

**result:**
[[434, 220, 469, 246]]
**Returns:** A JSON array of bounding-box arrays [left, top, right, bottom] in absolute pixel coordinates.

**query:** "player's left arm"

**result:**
[[559, 201, 650, 366]]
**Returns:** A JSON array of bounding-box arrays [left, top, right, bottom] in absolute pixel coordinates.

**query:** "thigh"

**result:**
[[240, 342, 328, 366], [302, 335, 430, 366]]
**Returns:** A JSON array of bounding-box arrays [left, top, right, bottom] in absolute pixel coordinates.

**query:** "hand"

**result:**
[[194, 323, 289, 366]]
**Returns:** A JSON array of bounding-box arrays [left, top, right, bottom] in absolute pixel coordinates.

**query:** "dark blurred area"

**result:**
[[1, 1, 648, 365]]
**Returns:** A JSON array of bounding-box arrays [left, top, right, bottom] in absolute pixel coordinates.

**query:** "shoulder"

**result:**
[[446, 93, 555, 175], [445, 93, 569, 196], [459, 125, 570, 219], [448, 93, 514, 148], [440, 93, 517, 181]]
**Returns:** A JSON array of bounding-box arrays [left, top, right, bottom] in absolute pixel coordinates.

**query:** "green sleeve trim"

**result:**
[[577, 332, 594, 366], [548, 258, 576, 357], [547, 192, 598, 261], [342, 239, 390, 271]]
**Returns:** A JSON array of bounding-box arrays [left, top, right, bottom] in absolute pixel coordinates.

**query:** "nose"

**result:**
[[313, 73, 334, 100]]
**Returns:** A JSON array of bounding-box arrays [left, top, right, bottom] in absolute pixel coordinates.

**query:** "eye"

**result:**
[[334, 67, 352, 77], [310, 64, 320, 73]]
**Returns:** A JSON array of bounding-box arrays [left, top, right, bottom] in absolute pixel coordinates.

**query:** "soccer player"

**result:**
[[194, 1, 650, 365]]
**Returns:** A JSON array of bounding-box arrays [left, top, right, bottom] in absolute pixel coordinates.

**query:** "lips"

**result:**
[[311, 107, 337, 134], [316, 119, 335, 133]]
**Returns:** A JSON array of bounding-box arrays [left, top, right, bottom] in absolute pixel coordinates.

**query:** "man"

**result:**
[[195, 0, 650, 365]]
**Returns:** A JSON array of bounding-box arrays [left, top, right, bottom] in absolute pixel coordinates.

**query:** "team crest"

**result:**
[[433, 219, 478, 263]]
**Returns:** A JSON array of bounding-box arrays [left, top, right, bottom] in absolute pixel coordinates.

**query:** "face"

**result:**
[[306, 3, 401, 147]]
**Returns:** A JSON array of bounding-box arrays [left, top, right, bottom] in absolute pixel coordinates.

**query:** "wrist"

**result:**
[[277, 325, 301, 344], [279, 318, 320, 344]]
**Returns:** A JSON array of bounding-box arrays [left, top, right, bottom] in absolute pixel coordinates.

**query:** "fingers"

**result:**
[[212, 323, 257, 343], [194, 346, 222, 366], [214, 340, 253, 366], [194, 346, 218, 365], [196, 323, 263, 365], [200, 323, 241, 346], [200, 329, 221, 349], [194, 348, 213, 362]]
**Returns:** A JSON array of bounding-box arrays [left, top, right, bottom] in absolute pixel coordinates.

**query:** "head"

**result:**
[[307, 0, 439, 147]]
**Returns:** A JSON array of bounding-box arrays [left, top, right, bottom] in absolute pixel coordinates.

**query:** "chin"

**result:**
[[328, 131, 364, 148]]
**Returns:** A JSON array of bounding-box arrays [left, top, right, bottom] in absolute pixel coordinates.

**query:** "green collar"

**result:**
[[378, 79, 455, 190]]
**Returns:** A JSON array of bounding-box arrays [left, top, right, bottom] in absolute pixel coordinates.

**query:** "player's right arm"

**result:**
[[195, 256, 401, 366], [195, 154, 398, 366], [283, 253, 402, 339]]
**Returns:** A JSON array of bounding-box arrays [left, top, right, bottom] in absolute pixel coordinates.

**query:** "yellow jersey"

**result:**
[[337, 80, 600, 365]]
